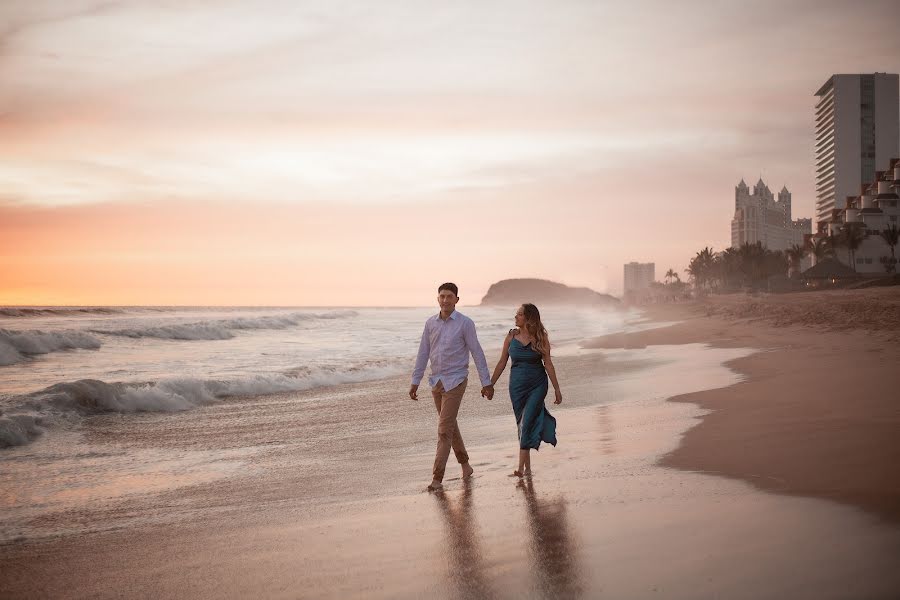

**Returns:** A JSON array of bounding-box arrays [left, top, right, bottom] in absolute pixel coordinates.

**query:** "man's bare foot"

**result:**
[[462, 463, 474, 479], [523, 469, 532, 477], [509, 470, 524, 478], [427, 480, 443, 492]]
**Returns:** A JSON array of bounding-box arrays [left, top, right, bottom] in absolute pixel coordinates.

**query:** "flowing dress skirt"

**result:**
[[509, 339, 557, 450]]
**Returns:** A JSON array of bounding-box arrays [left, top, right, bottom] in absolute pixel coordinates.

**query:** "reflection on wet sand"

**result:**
[[432, 480, 496, 600], [519, 478, 582, 599], [596, 404, 616, 456]]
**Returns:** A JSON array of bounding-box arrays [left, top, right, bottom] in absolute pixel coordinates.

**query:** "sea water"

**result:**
[[0, 305, 633, 447], [0, 304, 636, 541]]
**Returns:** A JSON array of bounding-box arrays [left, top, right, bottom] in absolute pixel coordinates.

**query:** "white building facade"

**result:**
[[623, 262, 655, 294], [731, 178, 811, 251], [814, 73, 900, 230], [824, 159, 900, 273]]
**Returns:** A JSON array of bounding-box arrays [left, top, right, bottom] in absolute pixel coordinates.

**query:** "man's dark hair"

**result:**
[[438, 282, 458, 296]]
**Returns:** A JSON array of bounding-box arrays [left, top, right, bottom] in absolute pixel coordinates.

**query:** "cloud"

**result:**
[[0, 1, 120, 46], [0, 0, 898, 302]]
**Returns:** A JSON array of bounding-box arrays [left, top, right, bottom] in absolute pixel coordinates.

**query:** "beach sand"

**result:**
[[2, 290, 900, 599], [589, 287, 900, 524]]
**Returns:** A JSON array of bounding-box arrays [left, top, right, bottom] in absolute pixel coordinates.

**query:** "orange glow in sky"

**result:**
[[2, 1, 899, 305]]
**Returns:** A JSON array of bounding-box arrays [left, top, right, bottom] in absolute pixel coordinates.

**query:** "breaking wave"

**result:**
[[91, 311, 358, 341], [0, 329, 102, 366], [0, 359, 400, 449], [0, 307, 127, 318]]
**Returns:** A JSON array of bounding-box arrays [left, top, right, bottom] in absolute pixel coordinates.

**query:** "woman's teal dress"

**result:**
[[509, 337, 557, 450]]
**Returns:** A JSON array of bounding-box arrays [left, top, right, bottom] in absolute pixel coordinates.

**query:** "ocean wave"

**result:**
[[0, 329, 102, 366], [0, 360, 401, 449], [0, 413, 44, 448], [0, 307, 126, 318], [91, 310, 358, 341], [309, 310, 358, 320], [90, 323, 236, 341]]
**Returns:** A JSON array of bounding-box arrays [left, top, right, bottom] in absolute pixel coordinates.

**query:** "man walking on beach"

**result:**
[[410, 282, 494, 491]]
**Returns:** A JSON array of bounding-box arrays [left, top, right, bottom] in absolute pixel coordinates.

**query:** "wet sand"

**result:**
[[590, 288, 900, 524], [3, 305, 900, 598]]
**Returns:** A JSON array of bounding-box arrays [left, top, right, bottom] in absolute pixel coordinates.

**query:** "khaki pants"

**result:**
[[431, 379, 469, 482]]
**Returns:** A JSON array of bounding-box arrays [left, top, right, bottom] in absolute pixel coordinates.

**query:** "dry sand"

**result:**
[[2, 290, 900, 599], [591, 287, 900, 524]]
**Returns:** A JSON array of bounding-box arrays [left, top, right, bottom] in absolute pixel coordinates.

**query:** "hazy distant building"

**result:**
[[814, 73, 899, 229], [623, 262, 655, 295], [731, 178, 811, 251]]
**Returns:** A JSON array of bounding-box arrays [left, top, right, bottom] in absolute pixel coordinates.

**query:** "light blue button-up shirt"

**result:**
[[411, 310, 492, 391]]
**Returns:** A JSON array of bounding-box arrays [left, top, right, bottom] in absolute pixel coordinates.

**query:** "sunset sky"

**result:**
[[2, 0, 899, 306]]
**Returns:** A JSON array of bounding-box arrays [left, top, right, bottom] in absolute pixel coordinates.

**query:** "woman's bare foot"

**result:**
[[509, 470, 524, 477], [427, 480, 443, 492], [462, 463, 474, 478]]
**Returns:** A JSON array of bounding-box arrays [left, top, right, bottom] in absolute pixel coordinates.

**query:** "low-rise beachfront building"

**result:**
[[800, 257, 860, 288], [817, 158, 900, 273], [731, 178, 812, 253]]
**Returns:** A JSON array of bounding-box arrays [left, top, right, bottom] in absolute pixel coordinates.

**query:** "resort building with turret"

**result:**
[[731, 178, 812, 251]]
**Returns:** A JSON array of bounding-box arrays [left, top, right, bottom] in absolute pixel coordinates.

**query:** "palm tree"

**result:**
[[719, 247, 742, 290], [785, 243, 806, 278], [737, 242, 767, 289], [825, 230, 842, 262], [881, 224, 899, 273], [664, 268, 676, 285], [807, 236, 830, 262], [687, 247, 716, 291], [839, 223, 867, 272], [764, 249, 788, 281]]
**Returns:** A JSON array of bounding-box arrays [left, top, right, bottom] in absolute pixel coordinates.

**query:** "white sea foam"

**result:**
[[0, 360, 402, 448], [0, 413, 44, 448], [91, 310, 358, 341], [207, 363, 402, 397], [91, 323, 237, 340], [0, 342, 23, 367], [0, 329, 102, 366], [0, 307, 126, 318]]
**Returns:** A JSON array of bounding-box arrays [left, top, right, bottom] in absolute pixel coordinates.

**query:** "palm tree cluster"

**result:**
[[686, 223, 900, 294], [687, 242, 788, 292], [686, 223, 900, 293], [880, 224, 899, 273]]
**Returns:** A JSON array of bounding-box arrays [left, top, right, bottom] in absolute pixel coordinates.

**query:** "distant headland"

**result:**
[[479, 278, 621, 307]]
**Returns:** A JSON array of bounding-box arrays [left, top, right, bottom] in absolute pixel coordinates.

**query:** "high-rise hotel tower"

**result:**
[[814, 73, 898, 229]]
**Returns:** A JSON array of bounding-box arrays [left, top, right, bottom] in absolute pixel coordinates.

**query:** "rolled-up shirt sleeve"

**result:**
[[463, 318, 492, 387], [411, 324, 430, 386]]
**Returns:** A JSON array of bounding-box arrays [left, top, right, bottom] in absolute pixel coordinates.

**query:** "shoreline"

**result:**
[[3, 295, 900, 598], [588, 288, 900, 524]]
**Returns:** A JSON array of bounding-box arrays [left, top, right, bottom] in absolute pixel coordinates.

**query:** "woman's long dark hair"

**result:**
[[522, 303, 549, 356]]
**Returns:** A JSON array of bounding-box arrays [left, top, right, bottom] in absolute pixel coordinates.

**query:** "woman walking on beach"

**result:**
[[489, 303, 561, 476]]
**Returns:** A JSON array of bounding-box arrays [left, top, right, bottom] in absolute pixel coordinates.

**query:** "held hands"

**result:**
[[412, 383, 496, 400], [554, 389, 562, 404]]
